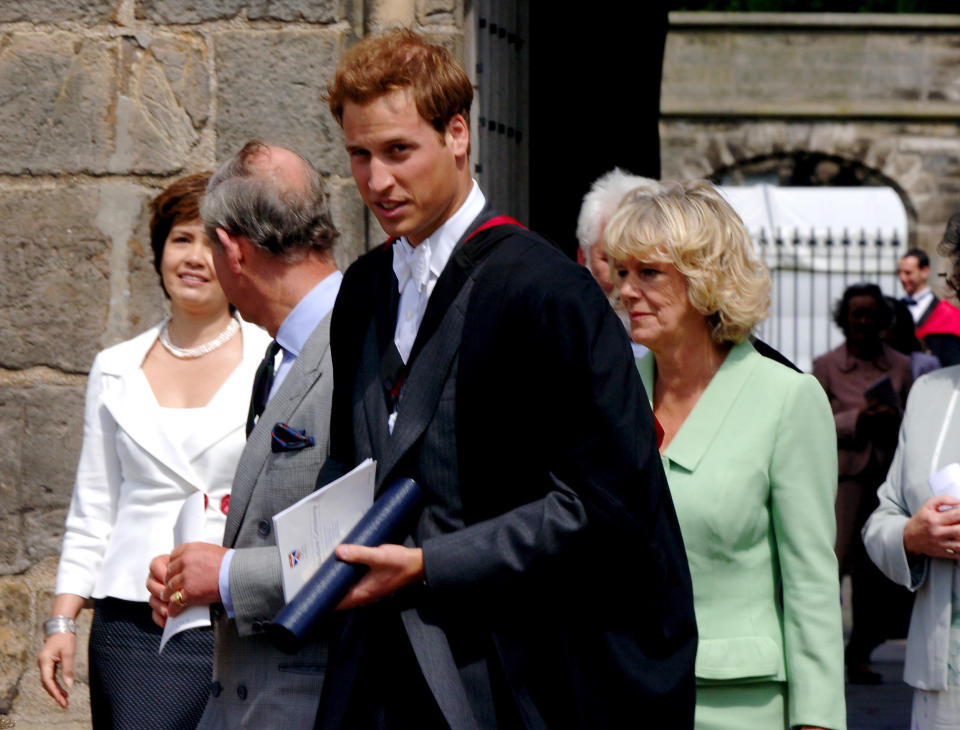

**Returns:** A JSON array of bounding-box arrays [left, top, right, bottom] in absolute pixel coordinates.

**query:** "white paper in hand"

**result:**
[[159, 491, 213, 653], [273, 458, 376, 603], [929, 463, 960, 501]]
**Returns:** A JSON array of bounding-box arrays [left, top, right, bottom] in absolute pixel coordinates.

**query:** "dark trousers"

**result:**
[[322, 607, 526, 730], [333, 611, 449, 730]]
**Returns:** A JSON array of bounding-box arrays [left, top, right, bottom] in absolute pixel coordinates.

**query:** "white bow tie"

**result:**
[[393, 240, 432, 293]]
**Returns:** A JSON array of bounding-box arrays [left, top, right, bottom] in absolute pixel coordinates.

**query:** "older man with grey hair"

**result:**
[[147, 140, 341, 729], [577, 168, 660, 358]]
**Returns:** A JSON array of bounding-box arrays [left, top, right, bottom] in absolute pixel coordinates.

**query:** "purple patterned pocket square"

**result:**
[[271, 422, 315, 453]]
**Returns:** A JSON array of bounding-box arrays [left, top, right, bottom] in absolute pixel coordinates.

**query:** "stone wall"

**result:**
[[0, 1, 464, 726], [660, 12, 960, 281]]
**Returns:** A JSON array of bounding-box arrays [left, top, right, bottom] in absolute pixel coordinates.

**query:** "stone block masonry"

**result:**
[[214, 29, 347, 176], [0, 1, 466, 725]]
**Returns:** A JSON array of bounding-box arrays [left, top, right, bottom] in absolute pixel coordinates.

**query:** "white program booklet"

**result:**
[[159, 491, 212, 653], [273, 458, 376, 603], [929, 462, 960, 501]]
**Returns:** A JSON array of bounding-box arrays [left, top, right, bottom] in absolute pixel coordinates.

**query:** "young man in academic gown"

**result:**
[[314, 29, 697, 729]]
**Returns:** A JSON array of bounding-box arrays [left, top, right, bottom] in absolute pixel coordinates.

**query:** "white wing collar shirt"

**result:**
[[906, 286, 935, 324], [388, 181, 485, 433], [392, 180, 485, 363]]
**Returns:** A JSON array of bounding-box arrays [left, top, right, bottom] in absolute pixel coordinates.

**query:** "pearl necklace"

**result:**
[[159, 315, 240, 359]]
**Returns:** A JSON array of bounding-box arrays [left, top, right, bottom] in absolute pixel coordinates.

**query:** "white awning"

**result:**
[[718, 184, 908, 245], [717, 184, 909, 274]]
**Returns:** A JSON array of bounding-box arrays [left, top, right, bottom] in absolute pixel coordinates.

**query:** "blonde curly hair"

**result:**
[[604, 179, 770, 344]]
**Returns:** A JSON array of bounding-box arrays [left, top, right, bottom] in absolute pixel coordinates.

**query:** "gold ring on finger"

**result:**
[[172, 590, 188, 607]]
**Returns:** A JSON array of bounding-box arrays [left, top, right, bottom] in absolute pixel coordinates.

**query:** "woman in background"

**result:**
[[814, 284, 913, 684], [37, 172, 270, 728], [606, 180, 845, 729]]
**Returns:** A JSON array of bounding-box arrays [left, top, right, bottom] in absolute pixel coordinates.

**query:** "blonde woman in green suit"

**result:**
[[605, 180, 846, 730]]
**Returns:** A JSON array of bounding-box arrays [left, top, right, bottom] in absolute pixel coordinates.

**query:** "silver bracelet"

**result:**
[[44, 616, 77, 637]]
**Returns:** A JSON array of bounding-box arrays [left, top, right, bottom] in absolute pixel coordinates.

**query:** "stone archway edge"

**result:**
[[669, 11, 960, 30], [660, 101, 960, 121]]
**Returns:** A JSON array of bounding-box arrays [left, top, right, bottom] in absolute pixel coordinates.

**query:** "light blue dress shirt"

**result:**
[[219, 271, 343, 616]]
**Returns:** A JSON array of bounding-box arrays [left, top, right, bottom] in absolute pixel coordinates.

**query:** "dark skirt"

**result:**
[[89, 597, 213, 730]]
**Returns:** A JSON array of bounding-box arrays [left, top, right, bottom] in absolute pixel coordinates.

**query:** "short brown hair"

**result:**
[[327, 28, 473, 134], [149, 171, 212, 291]]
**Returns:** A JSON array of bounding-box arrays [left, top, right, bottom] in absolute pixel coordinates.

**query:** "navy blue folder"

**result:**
[[267, 477, 423, 654]]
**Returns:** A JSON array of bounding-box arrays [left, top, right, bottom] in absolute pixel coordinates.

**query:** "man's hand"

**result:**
[[161, 542, 228, 617], [903, 494, 960, 559], [147, 554, 171, 627], [334, 544, 425, 610]]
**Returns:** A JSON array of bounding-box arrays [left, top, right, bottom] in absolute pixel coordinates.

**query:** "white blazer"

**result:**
[[55, 319, 271, 603]]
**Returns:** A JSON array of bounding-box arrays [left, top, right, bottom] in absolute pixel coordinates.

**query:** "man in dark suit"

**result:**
[[899, 248, 937, 327], [147, 141, 342, 728], [900, 244, 960, 366], [314, 29, 697, 729]]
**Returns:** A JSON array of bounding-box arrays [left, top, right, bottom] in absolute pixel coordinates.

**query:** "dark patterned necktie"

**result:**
[[247, 340, 281, 437]]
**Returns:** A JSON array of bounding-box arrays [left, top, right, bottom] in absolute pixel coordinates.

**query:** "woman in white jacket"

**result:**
[[36, 173, 270, 728]]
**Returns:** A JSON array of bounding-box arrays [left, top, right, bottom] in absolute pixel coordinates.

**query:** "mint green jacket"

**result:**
[[638, 340, 846, 729]]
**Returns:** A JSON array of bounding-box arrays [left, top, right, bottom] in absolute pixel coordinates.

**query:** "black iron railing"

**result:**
[[752, 227, 902, 371]]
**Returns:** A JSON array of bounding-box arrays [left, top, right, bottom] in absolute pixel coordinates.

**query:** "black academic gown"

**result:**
[[911, 294, 960, 366], [315, 212, 697, 729]]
